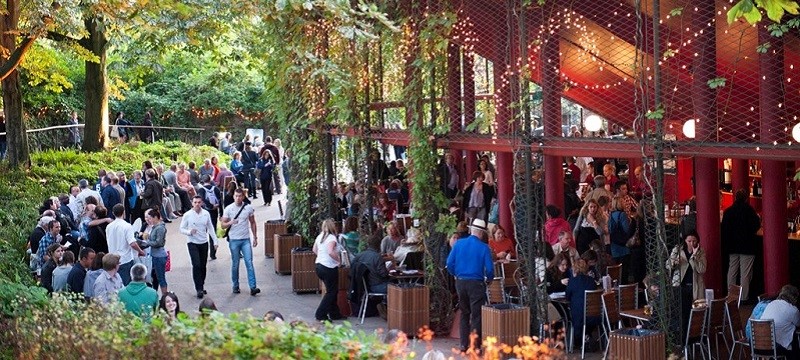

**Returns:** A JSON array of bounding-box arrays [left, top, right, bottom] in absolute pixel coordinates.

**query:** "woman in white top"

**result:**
[[479, 159, 494, 186], [313, 218, 343, 321]]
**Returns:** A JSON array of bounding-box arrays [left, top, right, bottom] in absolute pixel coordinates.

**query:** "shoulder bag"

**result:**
[[224, 205, 247, 240]]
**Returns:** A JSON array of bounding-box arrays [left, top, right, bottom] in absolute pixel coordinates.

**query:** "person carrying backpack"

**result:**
[[198, 175, 222, 260]]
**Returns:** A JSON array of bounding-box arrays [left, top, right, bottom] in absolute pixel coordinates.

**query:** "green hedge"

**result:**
[[0, 291, 391, 360]]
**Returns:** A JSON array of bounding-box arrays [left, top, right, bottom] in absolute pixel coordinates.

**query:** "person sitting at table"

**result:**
[[666, 231, 706, 336], [351, 233, 392, 294], [380, 222, 404, 261], [489, 225, 515, 260], [393, 227, 423, 266], [565, 259, 600, 350], [546, 252, 572, 294], [581, 250, 600, 283], [552, 231, 579, 265], [757, 284, 800, 358], [449, 221, 469, 248]]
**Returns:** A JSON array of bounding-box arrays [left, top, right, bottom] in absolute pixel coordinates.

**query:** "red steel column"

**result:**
[[692, 0, 721, 292], [462, 52, 478, 179], [731, 159, 750, 194], [447, 42, 463, 186], [542, 25, 564, 211], [759, 24, 789, 294], [494, 35, 515, 238]]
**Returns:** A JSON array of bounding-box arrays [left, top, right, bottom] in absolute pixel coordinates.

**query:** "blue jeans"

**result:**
[[119, 260, 134, 286], [0, 141, 6, 160], [152, 255, 168, 288], [229, 238, 256, 290]]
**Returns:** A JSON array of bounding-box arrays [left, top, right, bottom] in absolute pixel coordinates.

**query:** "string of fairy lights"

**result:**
[[426, 1, 800, 145]]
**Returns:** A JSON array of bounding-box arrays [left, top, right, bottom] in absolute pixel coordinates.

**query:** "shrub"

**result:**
[[1, 293, 391, 360]]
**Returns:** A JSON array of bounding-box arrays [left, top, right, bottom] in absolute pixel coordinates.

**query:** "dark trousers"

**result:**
[[614, 254, 631, 285], [208, 209, 218, 259], [119, 260, 134, 286], [315, 264, 342, 320], [244, 169, 257, 198], [456, 279, 487, 351], [174, 187, 191, 212], [188, 242, 209, 292], [260, 176, 273, 205]]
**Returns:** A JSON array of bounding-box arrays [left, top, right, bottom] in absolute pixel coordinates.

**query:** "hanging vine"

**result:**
[[401, 4, 459, 335]]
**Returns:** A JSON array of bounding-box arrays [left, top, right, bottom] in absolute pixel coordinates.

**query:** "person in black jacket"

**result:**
[[721, 188, 761, 303], [462, 171, 495, 223], [240, 142, 259, 199]]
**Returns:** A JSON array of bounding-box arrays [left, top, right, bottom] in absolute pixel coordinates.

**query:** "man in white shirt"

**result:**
[[76, 179, 103, 213], [221, 188, 260, 296], [180, 196, 219, 299], [106, 204, 145, 285], [68, 185, 81, 218]]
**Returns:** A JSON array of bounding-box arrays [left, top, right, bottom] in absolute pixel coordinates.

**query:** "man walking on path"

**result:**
[[180, 196, 219, 299], [446, 218, 494, 353], [722, 188, 761, 303], [198, 175, 222, 260], [221, 188, 260, 296], [106, 204, 145, 285]]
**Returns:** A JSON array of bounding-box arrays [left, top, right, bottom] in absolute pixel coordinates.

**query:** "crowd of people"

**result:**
[[25, 130, 290, 319]]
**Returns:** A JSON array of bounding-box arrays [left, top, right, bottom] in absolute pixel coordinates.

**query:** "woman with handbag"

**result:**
[[313, 218, 343, 321], [142, 207, 168, 296]]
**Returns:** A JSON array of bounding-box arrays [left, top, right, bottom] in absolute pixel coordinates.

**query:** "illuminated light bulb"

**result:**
[[585, 115, 603, 132], [683, 119, 696, 139], [793, 123, 800, 142]]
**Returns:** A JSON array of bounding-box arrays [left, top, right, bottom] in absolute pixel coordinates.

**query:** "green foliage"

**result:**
[[727, 0, 800, 24], [646, 106, 666, 120], [757, 42, 772, 53], [1, 292, 392, 359], [707, 77, 727, 89]]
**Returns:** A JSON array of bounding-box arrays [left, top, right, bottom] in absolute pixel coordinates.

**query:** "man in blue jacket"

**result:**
[[447, 218, 495, 353]]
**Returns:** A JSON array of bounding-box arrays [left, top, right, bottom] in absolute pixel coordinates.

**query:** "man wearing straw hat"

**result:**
[[446, 218, 495, 353]]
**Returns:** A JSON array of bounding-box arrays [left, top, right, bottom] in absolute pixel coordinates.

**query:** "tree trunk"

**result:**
[[1, 0, 29, 168], [82, 17, 109, 152]]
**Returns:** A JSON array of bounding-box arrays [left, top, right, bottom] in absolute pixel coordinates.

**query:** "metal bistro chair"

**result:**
[[486, 277, 505, 304], [685, 306, 709, 360], [606, 264, 622, 286], [601, 291, 622, 358], [726, 299, 750, 360], [749, 318, 787, 359], [706, 298, 727, 360], [618, 283, 638, 311], [581, 289, 605, 359], [727, 284, 742, 308], [358, 277, 386, 324]]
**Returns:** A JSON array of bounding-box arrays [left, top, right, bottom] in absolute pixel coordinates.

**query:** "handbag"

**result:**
[[110, 120, 120, 138], [224, 204, 247, 240], [165, 251, 171, 272]]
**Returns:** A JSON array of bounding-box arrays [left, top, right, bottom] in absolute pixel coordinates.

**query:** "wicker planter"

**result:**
[[609, 328, 666, 360], [263, 220, 287, 257], [291, 249, 319, 294], [387, 283, 429, 336], [481, 304, 530, 346], [274, 234, 302, 275]]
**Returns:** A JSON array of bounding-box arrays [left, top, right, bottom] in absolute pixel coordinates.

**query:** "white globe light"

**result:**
[[793, 122, 800, 143], [584, 115, 602, 132], [683, 119, 696, 139]]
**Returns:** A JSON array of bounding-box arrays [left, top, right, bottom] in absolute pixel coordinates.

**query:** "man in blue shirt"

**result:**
[[447, 218, 494, 353]]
